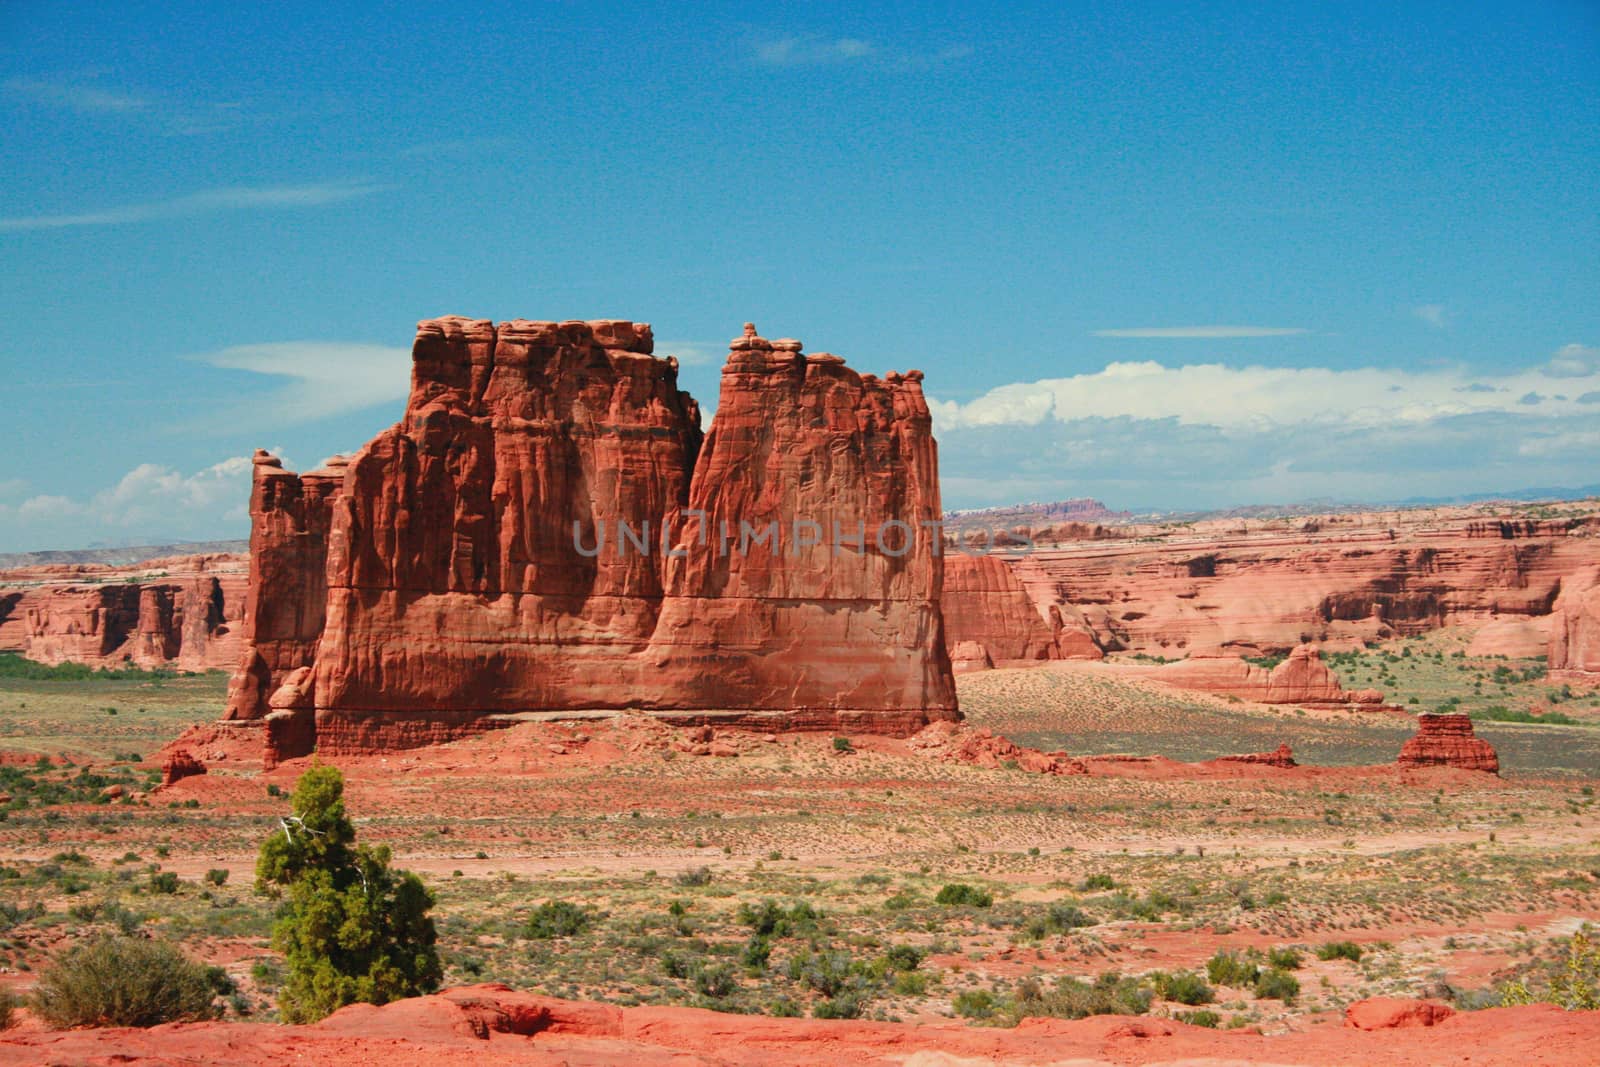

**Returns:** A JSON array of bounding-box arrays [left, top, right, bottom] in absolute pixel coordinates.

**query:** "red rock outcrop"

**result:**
[[1216, 743, 1297, 768], [1155, 644, 1381, 706], [241, 318, 956, 758], [1396, 713, 1499, 773], [1345, 998, 1455, 1030], [0, 555, 246, 670], [160, 747, 205, 786], [908, 721, 1086, 774], [942, 553, 1100, 668], [1009, 510, 1600, 657], [222, 452, 345, 722], [1549, 566, 1600, 683]]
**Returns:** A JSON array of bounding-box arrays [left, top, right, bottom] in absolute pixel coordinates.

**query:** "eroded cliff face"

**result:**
[[1549, 566, 1600, 681], [0, 556, 246, 670], [941, 554, 1101, 669], [221, 452, 344, 722], [643, 326, 958, 730], [241, 318, 955, 759], [1008, 514, 1600, 658], [1155, 644, 1382, 706]]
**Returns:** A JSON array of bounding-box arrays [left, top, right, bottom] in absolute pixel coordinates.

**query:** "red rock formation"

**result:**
[[949, 639, 994, 672], [942, 553, 1100, 668], [1468, 617, 1553, 658], [1155, 645, 1380, 706], [0, 555, 246, 670], [223, 452, 345, 721], [908, 721, 1086, 774], [257, 318, 957, 756], [642, 325, 956, 732], [1396, 714, 1498, 773], [1549, 566, 1600, 683], [161, 748, 205, 786], [1008, 510, 1600, 657], [1215, 743, 1297, 768], [1345, 998, 1455, 1030]]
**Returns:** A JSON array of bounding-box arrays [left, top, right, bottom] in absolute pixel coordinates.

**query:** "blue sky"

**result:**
[[1, 1, 1597, 551]]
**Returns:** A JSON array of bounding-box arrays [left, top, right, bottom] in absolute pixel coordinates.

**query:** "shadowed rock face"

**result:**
[[1396, 713, 1499, 773], [1550, 566, 1600, 681], [941, 554, 1101, 669], [226, 318, 958, 759]]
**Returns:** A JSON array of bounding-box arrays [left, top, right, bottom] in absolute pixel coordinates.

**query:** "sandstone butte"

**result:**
[[216, 319, 958, 761], [1396, 713, 1500, 774], [1152, 643, 1386, 707], [0, 555, 247, 672], [1549, 564, 1600, 683]]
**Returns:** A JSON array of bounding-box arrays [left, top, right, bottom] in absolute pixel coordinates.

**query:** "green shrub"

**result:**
[[812, 992, 863, 1019], [674, 866, 713, 887], [1267, 946, 1303, 970], [832, 737, 853, 753], [148, 871, 179, 894], [1316, 941, 1363, 962], [1078, 873, 1116, 891], [1177, 1008, 1221, 1028], [1206, 950, 1259, 987], [1152, 970, 1214, 1005], [1009, 972, 1154, 1021], [693, 962, 737, 998], [1021, 901, 1093, 940], [934, 883, 993, 908], [0, 989, 16, 1030], [883, 943, 926, 972], [1254, 968, 1300, 1003], [523, 900, 592, 939], [31, 936, 217, 1028], [255, 765, 441, 1023], [204, 869, 229, 887], [953, 989, 997, 1018]]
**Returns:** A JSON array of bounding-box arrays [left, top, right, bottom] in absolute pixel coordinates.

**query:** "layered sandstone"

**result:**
[[1549, 566, 1600, 683], [237, 318, 955, 757], [222, 452, 346, 721], [0, 555, 246, 670], [1006, 509, 1600, 657], [941, 554, 1100, 669], [1395, 713, 1499, 773], [1155, 644, 1381, 706]]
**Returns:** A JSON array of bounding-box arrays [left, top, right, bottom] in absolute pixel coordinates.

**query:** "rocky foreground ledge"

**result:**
[[2, 984, 1595, 1066]]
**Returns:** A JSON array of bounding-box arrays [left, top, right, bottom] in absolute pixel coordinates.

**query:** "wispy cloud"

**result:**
[[1093, 326, 1309, 339], [1545, 343, 1599, 379], [656, 340, 722, 367], [0, 180, 391, 232], [1413, 304, 1448, 328], [4, 74, 248, 136], [198, 341, 412, 424], [752, 34, 970, 70], [4, 76, 150, 114]]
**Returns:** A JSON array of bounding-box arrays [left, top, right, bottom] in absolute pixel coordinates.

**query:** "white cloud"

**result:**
[[1414, 304, 1448, 328], [0, 457, 261, 552], [656, 340, 721, 367], [4, 74, 248, 136], [751, 35, 969, 69], [1545, 343, 1600, 379], [928, 347, 1600, 433], [198, 341, 412, 423], [1093, 326, 1309, 338], [930, 344, 1600, 511], [0, 180, 391, 232]]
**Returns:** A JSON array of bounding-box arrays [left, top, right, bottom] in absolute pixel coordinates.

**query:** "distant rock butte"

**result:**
[[222, 318, 957, 761], [941, 554, 1102, 670], [0, 554, 246, 671], [1396, 713, 1499, 774], [1549, 565, 1600, 683], [1155, 644, 1383, 707]]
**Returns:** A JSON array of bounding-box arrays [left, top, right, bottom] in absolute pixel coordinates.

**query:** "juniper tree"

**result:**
[[256, 764, 441, 1022]]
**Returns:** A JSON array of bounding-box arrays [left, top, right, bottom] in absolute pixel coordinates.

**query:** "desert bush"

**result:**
[[204, 869, 229, 887], [1254, 968, 1300, 1003], [832, 737, 853, 753], [1152, 970, 1214, 1005], [255, 764, 441, 1023], [148, 872, 179, 894], [1498, 929, 1600, 1011], [812, 992, 863, 1018], [1177, 1008, 1221, 1027], [1021, 901, 1093, 940], [737, 899, 821, 938], [1267, 946, 1303, 970], [1078, 873, 1116, 891], [523, 900, 592, 939], [0, 989, 16, 1030], [674, 866, 713, 887], [934, 883, 993, 908], [1316, 941, 1363, 962], [30, 936, 217, 1028], [1008, 972, 1154, 1022], [693, 962, 738, 999], [1206, 950, 1259, 987], [953, 989, 997, 1018]]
